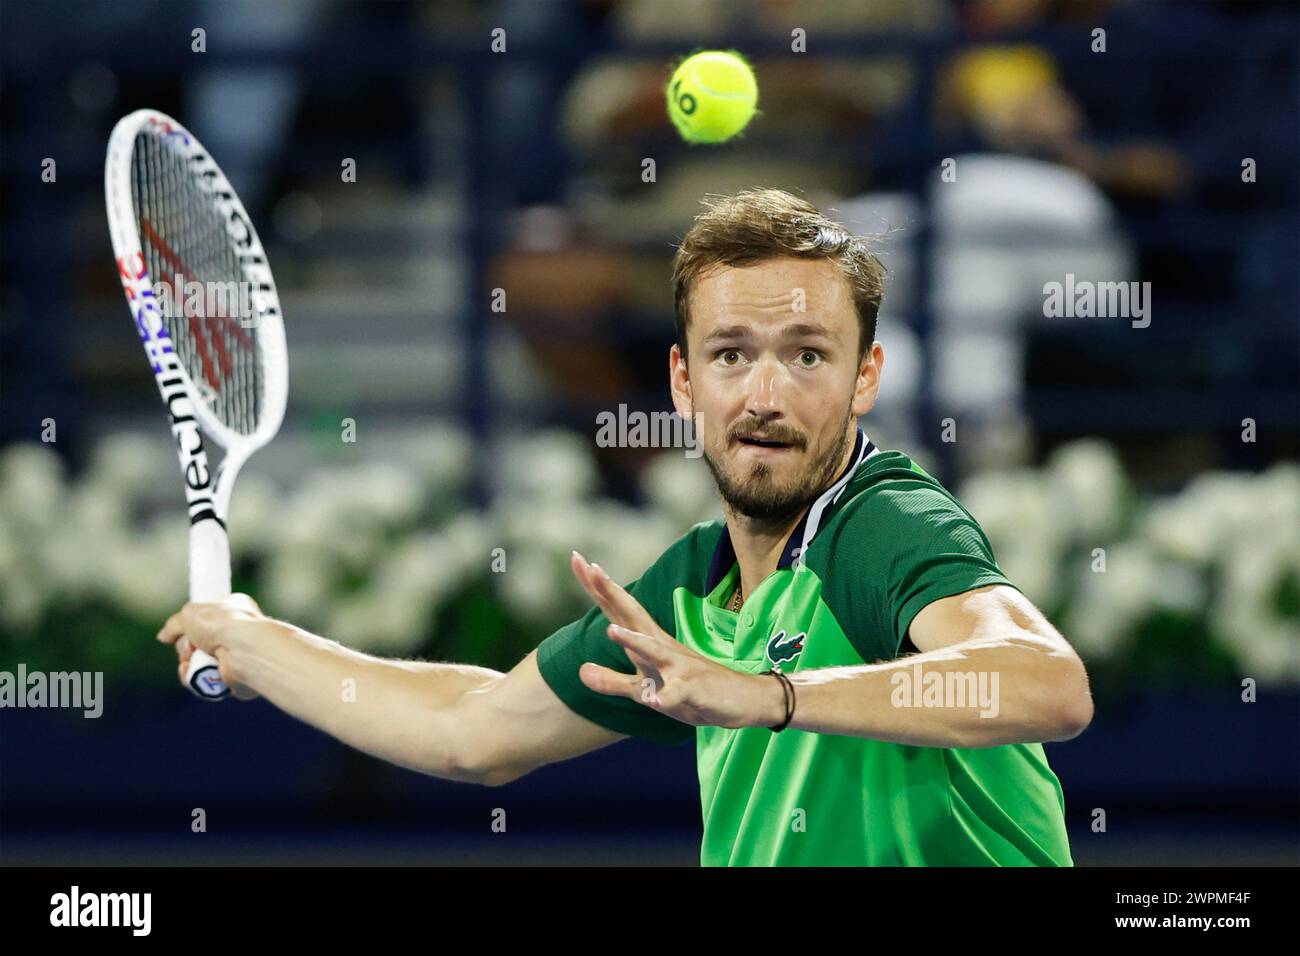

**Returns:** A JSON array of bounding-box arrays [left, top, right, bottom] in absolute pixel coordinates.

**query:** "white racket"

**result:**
[[105, 109, 288, 701]]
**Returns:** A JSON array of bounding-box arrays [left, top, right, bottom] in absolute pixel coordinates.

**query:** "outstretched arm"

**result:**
[[570, 555, 1092, 748], [158, 595, 626, 785], [766, 584, 1093, 747]]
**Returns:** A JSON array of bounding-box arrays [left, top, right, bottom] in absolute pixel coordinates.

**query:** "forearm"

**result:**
[[756, 636, 1089, 748], [227, 619, 503, 779]]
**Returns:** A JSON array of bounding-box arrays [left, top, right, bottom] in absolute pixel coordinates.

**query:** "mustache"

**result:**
[[728, 421, 806, 447]]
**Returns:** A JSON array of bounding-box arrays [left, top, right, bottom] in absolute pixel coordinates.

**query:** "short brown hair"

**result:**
[[671, 188, 886, 359]]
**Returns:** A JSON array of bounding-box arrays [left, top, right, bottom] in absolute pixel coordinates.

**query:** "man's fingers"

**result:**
[[157, 602, 202, 646], [159, 598, 261, 701], [577, 661, 643, 700], [621, 638, 665, 679], [570, 552, 616, 617], [571, 553, 632, 628], [570, 551, 658, 633], [590, 563, 657, 631], [606, 623, 675, 670], [157, 608, 187, 646], [217, 652, 258, 701]]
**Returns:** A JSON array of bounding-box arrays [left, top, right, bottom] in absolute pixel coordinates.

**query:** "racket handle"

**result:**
[[186, 518, 233, 701], [186, 649, 228, 700]]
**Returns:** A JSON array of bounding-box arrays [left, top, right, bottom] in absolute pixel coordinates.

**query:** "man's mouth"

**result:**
[[735, 435, 796, 450]]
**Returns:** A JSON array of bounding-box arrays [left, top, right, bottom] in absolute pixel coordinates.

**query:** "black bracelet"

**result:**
[[767, 665, 796, 732]]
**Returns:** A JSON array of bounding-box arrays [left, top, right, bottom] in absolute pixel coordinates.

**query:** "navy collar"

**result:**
[[704, 427, 878, 593]]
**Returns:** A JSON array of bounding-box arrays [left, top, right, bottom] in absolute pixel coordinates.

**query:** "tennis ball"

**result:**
[[666, 50, 758, 144]]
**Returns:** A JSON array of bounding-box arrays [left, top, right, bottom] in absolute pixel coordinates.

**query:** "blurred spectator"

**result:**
[[936, 43, 1191, 202]]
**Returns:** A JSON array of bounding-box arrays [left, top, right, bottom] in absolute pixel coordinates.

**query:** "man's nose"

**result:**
[[742, 357, 788, 416]]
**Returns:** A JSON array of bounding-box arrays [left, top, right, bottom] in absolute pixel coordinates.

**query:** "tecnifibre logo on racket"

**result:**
[[116, 251, 175, 374], [182, 139, 283, 325], [196, 670, 226, 694], [115, 252, 219, 522]]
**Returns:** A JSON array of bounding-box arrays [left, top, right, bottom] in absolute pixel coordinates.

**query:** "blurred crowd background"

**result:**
[[1, 0, 1297, 865]]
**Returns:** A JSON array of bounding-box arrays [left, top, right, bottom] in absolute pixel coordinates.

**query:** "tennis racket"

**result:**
[[105, 109, 288, 700]]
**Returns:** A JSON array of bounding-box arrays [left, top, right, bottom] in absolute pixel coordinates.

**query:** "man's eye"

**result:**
[[719, 349, 743, 365], [797, 349, 822, 367]]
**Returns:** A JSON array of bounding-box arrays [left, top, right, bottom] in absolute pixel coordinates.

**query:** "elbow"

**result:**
[[1051, 662, 1094, 741], [477, 761, 529, 787], [1054, 695, 1093, 741], [443, 742, 528, 788]]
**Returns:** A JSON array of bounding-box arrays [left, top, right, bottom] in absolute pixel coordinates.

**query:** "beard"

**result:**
[[703, 409, 855, 523]]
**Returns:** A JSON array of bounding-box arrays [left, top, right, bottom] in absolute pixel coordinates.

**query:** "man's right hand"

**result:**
[[159, 594, 264, 700]]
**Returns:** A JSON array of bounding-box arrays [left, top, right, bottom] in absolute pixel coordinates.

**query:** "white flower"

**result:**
[[0, 442, 66, 536], [1184, 472, 1259, 556], [394, 422, 474, 495], [960, 469, 1067, 561], [0, 513, 18, 579], [641, 451, 719, 527], [0, 567, 44, 633], [227, 473, 282, 556], [43, 502, 128, 603], [102, 523, 188, 621], [585, 502, 680, 587], [1142, 495, 1215, 566], [69, 481, 130, 539], [1065, 542, 1161, 662], [327, 587, 430, 657], [437, 514, 494, 593], [1153, 560, 1207, 614], [345, 463, 424, 526], [373, 533, 451, 608], [1045, 439, 1128, 542], [1221, 535, 1287, 607], [516, 496, 591, 557], [274, 480, 350, 559], [1243, 463, 1300, 565], [86, 432, 173, 505], [1214, 600, 1300, 683], [264, 548, 335, 622], [997, 540, 1065, 611], [497, 546, 568, 620], [498, 430, 597, 502]]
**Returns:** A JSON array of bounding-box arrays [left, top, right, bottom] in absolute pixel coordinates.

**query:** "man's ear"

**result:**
[[669, 343, 694, 419], [852, 341, 884, 417]]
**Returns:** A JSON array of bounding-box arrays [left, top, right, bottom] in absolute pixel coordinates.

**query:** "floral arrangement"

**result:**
[[959, 440, 1299, 689], [1, 429, 1294, 689], [0, 426, 718, 682]]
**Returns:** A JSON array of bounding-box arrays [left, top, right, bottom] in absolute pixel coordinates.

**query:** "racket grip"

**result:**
[[186, 518, 233, 701]]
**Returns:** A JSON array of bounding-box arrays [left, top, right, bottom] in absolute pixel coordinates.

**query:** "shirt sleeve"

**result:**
[[534, 528, 710, 747], [885, 490, 1016, 655], [817, 481, 1016, 663]]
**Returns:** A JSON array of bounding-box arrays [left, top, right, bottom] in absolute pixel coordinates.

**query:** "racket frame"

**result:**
[[105, 109, 288, 700]]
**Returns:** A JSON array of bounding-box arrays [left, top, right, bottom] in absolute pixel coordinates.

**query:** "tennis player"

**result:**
[[159, 188, 1093, 866]]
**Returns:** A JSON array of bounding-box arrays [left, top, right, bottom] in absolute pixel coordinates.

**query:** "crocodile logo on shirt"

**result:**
[[766, 629, 806, 666]]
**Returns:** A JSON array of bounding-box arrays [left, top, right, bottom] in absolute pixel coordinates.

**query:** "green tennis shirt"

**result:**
[[537, 430, 1073, 866]]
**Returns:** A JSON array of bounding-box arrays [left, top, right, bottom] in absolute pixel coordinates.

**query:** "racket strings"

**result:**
[[130, 131, 263, 436]]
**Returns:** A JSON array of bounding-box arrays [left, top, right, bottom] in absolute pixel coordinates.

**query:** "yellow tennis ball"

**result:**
[[666, 50, 758, 145]]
